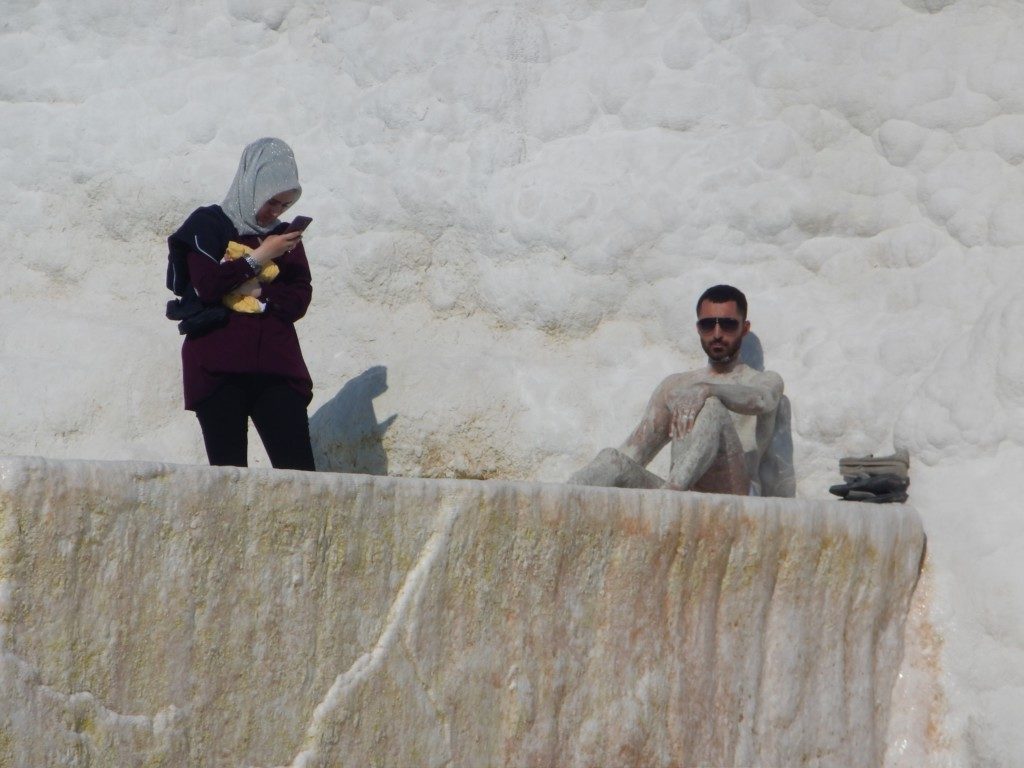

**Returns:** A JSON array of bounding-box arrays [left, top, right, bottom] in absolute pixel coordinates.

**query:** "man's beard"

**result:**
[[702, 336, 742, 363]]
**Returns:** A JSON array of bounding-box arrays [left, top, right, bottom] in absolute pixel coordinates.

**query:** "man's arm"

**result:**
[[617, 378, 674, 466], [704, 372, 783, 415], [666, 371, 783, 439]]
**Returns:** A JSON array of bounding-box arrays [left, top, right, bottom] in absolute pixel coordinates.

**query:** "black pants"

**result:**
[[194, 374, 316, 471]]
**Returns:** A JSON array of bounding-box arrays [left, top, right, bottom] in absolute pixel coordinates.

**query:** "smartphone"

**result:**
[[285, 216, 313, 233]]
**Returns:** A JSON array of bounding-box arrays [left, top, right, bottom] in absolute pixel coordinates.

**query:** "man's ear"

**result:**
[[742, 319, 751, 336]]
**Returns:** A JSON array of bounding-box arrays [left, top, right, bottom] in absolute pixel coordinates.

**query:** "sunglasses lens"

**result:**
[[697, 317, 741, 332]]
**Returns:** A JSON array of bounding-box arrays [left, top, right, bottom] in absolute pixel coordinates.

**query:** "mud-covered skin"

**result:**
[[621, 365, 783, 493], [570, 299, 784, 494]]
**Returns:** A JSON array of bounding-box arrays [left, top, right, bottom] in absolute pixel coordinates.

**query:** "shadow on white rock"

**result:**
[[310, 365, 397, 475]]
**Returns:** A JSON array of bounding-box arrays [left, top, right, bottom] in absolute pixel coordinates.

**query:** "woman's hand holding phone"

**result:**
[[251, 231, 302, 265], [285, 216, 312, 233]]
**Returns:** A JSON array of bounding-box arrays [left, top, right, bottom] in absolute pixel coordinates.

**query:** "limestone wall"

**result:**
[[0, 456, 924, 767]]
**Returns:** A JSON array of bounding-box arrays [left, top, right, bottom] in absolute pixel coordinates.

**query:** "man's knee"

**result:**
[[699, 395, 731, 426]]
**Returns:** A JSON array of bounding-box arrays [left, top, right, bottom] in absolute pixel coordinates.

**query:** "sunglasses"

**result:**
[[696, 316, 742, 333]]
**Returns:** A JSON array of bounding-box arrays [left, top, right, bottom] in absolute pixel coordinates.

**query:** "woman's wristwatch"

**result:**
[[244, 254, 260, 273]]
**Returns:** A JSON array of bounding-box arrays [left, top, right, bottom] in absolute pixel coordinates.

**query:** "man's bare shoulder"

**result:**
[[675, 367, 782, 405], [658, 370, 708, 384], [660, 365, 781, 386], [649, 366, 784, 406], [652, 370, 707, 393]]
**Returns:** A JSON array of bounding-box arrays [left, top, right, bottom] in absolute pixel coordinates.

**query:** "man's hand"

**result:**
[[668, 384, 712, 439]]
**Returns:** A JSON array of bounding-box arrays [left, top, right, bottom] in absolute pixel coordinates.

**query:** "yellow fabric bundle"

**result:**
[[221, 241, 280, 313]]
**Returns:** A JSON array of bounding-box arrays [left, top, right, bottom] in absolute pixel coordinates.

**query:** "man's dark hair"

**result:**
[[696, 284, 748, 318]]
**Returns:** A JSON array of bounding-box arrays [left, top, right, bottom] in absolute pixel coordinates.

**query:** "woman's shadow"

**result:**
[[309, 365, 397, 475]]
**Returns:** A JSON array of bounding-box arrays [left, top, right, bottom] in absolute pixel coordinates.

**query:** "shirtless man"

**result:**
[[569, 284, 785, 495]]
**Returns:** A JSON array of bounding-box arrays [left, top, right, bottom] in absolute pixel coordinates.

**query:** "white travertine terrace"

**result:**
[[1, 457, 923, 767], [3, 1, 1024, 763]]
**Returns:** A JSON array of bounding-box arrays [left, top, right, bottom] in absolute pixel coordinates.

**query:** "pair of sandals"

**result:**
[[829, 473, 909, 504]]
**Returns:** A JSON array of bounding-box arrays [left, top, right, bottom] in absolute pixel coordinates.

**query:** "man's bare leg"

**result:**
[[667, 396, 749, 494], [568, 447, 664, 489]]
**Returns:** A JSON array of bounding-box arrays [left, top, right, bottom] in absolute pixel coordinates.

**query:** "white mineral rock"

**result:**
[[0, 457, 924, 767], [1, 1, 1023, 763]]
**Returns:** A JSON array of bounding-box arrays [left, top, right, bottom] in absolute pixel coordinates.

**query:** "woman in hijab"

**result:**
[[168, 137, 316, 470]]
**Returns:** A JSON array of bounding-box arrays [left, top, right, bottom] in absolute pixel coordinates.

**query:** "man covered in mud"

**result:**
[[569, 284, 789, 495]]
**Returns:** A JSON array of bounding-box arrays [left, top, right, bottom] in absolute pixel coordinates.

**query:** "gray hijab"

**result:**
[[221, 137, 302, 236]]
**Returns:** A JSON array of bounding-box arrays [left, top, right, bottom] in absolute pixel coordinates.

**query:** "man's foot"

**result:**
[[568, 448, 664, 489]]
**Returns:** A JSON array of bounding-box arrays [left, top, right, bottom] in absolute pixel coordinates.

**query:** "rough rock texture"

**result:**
[[4, 3, 1024, 759], [0, 456, 924, 767]]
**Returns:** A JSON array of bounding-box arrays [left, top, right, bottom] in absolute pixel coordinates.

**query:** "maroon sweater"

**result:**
[[180, 223, 313, 411]]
